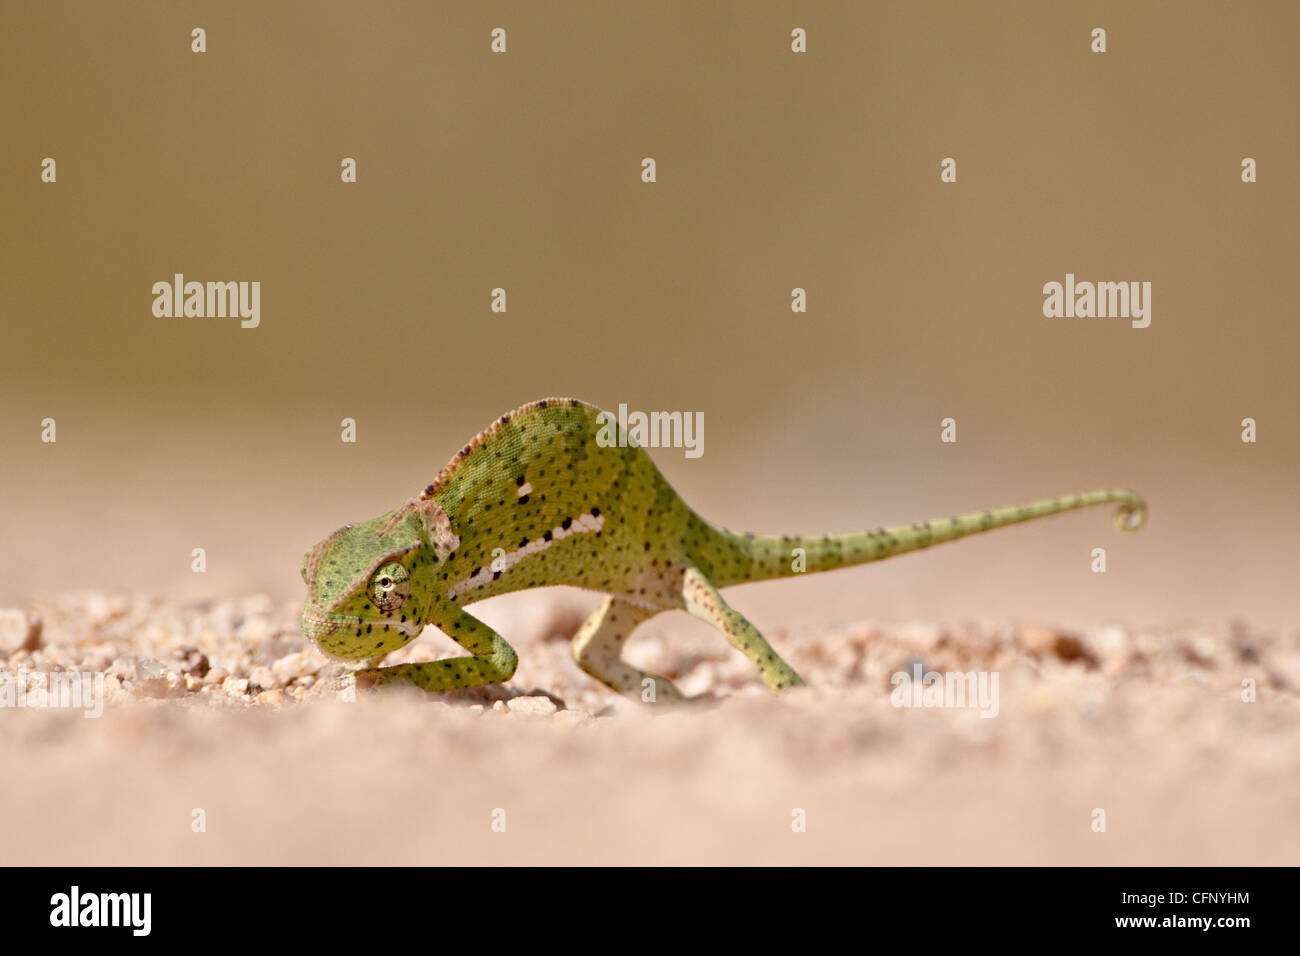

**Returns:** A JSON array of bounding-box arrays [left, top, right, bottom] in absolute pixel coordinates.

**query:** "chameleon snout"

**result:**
[[299, 603, 363, 659]]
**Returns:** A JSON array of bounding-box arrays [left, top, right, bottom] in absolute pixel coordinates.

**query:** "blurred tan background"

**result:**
[[3, 0, 1297, 634]]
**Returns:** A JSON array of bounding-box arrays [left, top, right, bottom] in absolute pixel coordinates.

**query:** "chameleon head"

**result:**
[[299, 501, 453, 660]]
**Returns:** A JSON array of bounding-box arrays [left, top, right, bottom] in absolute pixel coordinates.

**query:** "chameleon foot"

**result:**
[[681, 567, 805, 692], [571, 596, 685, 703]]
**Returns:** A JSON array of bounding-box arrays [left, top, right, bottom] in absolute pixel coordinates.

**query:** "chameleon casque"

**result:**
[[300, 398, 1146, 701]]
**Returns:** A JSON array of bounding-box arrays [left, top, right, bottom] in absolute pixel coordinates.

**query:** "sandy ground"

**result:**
[[1, 590, 1297, 866]]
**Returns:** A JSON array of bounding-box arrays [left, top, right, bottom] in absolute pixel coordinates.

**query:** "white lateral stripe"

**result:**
[[447, 512, 605, 599]]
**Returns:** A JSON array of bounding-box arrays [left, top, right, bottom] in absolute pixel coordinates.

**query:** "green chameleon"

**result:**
[[300, 398, 1146, 701]]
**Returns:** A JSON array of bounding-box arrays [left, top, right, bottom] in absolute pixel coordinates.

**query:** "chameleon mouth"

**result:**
[[300, 603, 356, 649], [300, 603, 423, 656], [301, 600, 423, 660]]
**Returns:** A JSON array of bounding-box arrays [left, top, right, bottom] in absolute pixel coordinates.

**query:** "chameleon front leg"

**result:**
[[681, 567, 805, 692], [355, 603, 518, 693], [571, 596, 684, 703]]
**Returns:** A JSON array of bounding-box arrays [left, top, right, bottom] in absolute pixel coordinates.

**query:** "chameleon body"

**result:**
[[299, 398, 1146, 701]]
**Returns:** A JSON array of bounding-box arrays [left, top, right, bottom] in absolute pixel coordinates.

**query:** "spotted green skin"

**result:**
[[299, 398, 1147, 700]]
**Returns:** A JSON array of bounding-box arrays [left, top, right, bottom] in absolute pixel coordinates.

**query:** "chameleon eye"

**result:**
[[370, 561, 410, 612]]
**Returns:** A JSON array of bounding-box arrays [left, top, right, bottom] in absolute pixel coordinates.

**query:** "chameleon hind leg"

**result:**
[[571, 596, 684, 703], [681, 567, 805, 692], [355, 603, 518, 692]]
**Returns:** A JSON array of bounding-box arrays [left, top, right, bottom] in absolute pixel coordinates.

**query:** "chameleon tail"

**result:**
[[694, 488, 1146, 587]]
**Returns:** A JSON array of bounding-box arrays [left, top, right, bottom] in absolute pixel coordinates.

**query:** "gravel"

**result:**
[[1, 590, 1296, 865]]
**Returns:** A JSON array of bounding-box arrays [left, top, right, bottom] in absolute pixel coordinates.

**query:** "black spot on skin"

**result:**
[[591, 507, 600, 516], [519, 538, 528, 548], [500, 415, 510, 424], [543, 531, 552, 541], [462, 446, 471, 457], [518, 495, 529, 504], [493, 571, 501, 580], [516, 475, 525, 486], [562, 517, 572, 530]]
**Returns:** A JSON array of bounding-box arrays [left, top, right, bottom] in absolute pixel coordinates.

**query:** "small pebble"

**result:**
[[271, 651, 322, 684], [173, 646, 210, 679], [0, 610, 42, 654], [507, 695, 558, 716]]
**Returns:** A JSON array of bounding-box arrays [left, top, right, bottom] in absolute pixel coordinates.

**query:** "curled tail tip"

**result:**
[[1113, 491, 1147, 532]]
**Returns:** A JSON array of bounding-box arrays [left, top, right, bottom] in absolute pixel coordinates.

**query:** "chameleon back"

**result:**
[[425, 398, 721, 609]]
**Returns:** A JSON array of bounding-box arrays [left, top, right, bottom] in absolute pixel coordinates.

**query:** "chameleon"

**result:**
[[299, 397, 1146, 702]]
